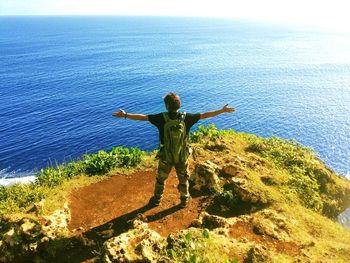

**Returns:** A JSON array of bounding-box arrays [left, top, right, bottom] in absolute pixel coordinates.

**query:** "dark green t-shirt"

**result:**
[[148, 112, 200, 144]]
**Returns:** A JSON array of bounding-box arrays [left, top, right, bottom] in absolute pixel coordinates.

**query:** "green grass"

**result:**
[[245, 136, 325, 212], [0, 146, 146, 218]]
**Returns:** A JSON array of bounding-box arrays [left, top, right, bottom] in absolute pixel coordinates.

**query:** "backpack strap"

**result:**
[[162, 112, 170, 123], [180, 112, 186, 121]]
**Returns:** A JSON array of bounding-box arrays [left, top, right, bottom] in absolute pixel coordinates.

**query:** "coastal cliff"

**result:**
[[1, 125, 350, 262]]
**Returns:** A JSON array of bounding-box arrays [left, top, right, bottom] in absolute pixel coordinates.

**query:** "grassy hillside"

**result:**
[[1, 125, 349, 262]]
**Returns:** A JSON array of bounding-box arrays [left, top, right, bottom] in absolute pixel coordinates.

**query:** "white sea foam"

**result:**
[[0, 176, 37, 186], [0, 168, 36, 186], [345, 171, 350, 181], [338, 171, 350, 229], [339, 208, 350, 229]]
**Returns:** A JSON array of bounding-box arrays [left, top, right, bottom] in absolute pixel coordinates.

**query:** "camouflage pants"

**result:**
[[153, 157, 190, 202]]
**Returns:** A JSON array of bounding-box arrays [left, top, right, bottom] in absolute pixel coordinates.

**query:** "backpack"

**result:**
[[162, 112, 188, 164]]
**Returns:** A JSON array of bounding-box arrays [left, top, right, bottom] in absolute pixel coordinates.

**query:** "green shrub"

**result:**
[[190, 124, 235, 143], [0, 184, 47, 217], [168, 231, 202, 263], [36, 166, 69, 187], [83, 147, 145, 175], [83, 150, 115, 175], [62, 161, 85, 178], [288, 168, 323, 211], [34, 146, 146, 185]]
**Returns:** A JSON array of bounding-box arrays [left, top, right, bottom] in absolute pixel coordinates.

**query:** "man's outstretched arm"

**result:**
[[112, 109, 149, 121], [200, 104, 235, 119]]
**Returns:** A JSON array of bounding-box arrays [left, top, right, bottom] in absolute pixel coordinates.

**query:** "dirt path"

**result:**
[[66, 170, 299, 262], [68, 169, 211, 237]]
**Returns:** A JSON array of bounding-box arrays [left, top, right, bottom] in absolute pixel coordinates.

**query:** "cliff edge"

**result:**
[[1, 125, 350, 262]]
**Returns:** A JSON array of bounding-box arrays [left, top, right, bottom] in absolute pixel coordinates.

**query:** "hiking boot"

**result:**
[[149, 196, 161, 207], [180, 197, 190, 208]]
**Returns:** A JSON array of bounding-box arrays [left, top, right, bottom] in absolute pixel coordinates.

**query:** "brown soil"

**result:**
[[68, 169, 211, 236], [61, 169, 299, 262], [228, 221, 300, 256]]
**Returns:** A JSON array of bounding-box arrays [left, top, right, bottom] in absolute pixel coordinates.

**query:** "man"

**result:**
[[112, 92, 235, 207]]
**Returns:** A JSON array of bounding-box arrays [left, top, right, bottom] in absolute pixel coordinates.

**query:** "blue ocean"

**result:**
[[1, 16, 350, 182]]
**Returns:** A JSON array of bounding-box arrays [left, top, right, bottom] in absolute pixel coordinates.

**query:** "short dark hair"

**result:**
[[164, 92, 181, 112]]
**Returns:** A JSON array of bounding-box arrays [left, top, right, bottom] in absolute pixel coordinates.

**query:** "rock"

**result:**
[[100, 229, 115, 239], [43, 202, 71, 236], [19, 218, 41, 239], [251, 209, 290, 241], [0, 218, 46, 262], [234, 182, 268, 204], [3, 228, 16, 247], [244, 245, 272, 263], [191, 161, 221, 192], [77, 233, 96, 247], [222, 163, 270, 205], [28, 242, 38, 251], [260, 175, 277, 185], [197, 212, 232, 229], [222, 164, 248, 179], [213, 227, 230, 237], [102, 220, 166, 262], [205, 141, 229, 152], [0, 205, 71, 262], [192, 213, 238, 238], [20, 219, 36, 234]]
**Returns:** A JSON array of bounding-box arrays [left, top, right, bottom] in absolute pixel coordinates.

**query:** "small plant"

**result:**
[[214, 184, 240, 211], [167, 230, 210, 263], [166, 229, 237, 263]]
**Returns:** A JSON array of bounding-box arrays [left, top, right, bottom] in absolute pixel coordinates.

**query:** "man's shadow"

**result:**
[[60, 203, 180, 261], [84, 203, 182, 240], [47, 202, 182, 263]]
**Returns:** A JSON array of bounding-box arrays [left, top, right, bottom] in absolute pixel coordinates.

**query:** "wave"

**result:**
[[338, 170, 350, 229], [345, 171, 350, 181], [0, 168, 36, 186], [338, 208, 350, 230]]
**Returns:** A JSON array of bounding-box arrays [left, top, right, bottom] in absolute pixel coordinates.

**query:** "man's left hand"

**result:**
[[112, 109, 126, 118]]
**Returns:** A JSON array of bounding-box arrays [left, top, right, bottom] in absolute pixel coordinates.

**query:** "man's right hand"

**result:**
[[222, 104, 235, 113]]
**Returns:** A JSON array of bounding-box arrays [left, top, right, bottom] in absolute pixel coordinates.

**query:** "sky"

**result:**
[[1, 0, 350, 31]]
